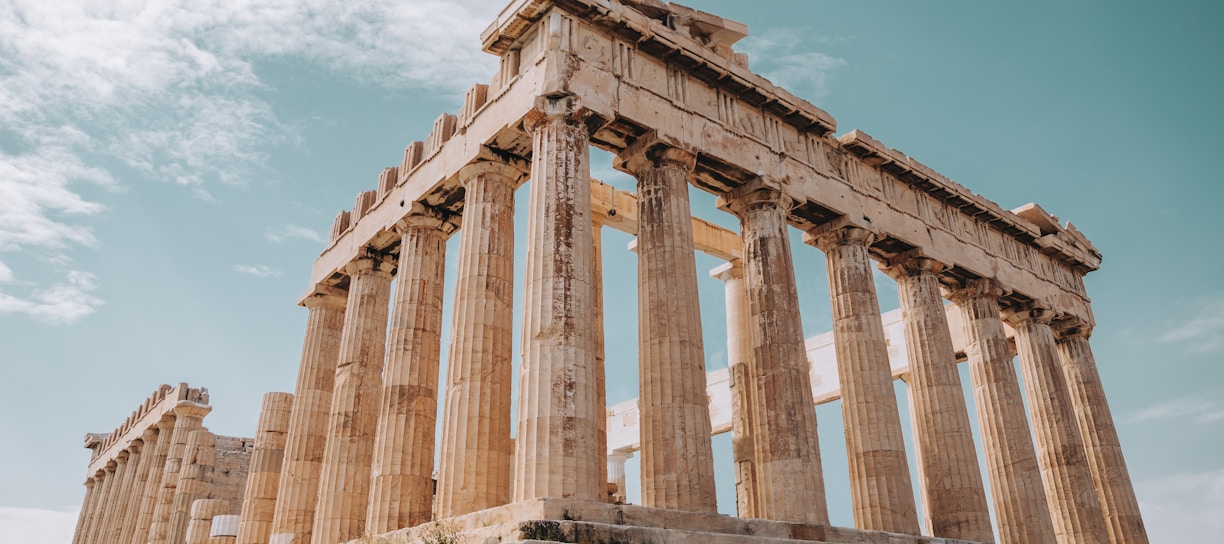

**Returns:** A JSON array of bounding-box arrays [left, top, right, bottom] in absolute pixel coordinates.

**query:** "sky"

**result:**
[[1, 0, 1222, 542]]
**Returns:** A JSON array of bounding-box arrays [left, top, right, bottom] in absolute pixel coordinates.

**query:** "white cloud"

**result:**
[[0, 507, 77, 544], [738, 28, 847, 101], [0, 270, 104, 325], [1125, 391, 1224, 425], [266, 224, 325, 244], [234, 264, 281, 278], [1136, 468, 1224, 541], [1159, 298, 1224, 353]]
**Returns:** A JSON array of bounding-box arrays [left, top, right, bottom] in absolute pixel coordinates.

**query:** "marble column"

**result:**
[[210, 515, 241, 544], [171, 430, 217, 544], [437, 162, 520, 518], [237, 393, 294, 544], [186, 499, 230, 544], [620, 142, 717, 512], [948, 279, 1054, 544], [607, 452, 632, 504], [311, 254, 394, 544], [120, 428, 160, 543], [107, 441, 145, 543], [806, 225, 917, 534], [883, 255, 992, 541], [150, 401, 212, 544], [270, 287, 347, 544], [1056, 322, 1148, 544], [591, 212, 609, 503], [366, 209, 457, 532], [712, 260, 760, 519], [71, 477, 98, 544], [513, 101, 602, 502], [95, 451, 132, 544], [1005, 306, 1107, 544], [717, 186, 827, 524], [82, 465, 112, 544], [135, 417, 177, 544]]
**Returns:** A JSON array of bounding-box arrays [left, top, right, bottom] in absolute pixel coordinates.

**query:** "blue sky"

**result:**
[[1, 0, 1221, 542]]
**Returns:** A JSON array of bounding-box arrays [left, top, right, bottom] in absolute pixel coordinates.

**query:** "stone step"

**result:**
[[475, 519, 832, 544]]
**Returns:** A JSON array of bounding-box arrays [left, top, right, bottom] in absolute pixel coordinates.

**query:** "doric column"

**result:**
[[149, 401, 211, 544], [119, 428, 160, 542], [711, 260, 759, 518], [618, 140, 717, 512], [1056, 321, 1149, 544], [948, 279, 1054, 544], [210, 515, 241, 544], [436, 162, 521, 518], [237, 392, 294, 544], [513, 99, 602, 502], [1005, 306, 1107, 544], [96, 451, 132, 544], [882, 255, 991, 541], [269, 287, 346, 544], [607, 451, 632, 504], [311, 253, 394, 544], [806, 224, 917, 534], [135, 417, 177, 544], [717, 185, 827, 524], [80, 470, 108, 544], [186, 499, 229, 544], [366, 208, 458, 532], [170, 430, 217, 544], [591, 212, 609, 503], [107, 441, 145, 543], [71, 477, 98, 544]]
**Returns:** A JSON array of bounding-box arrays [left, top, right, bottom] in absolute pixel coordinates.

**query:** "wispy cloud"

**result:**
[[0, 0, 501, 324], [738, 28, 847, 101], [0, 270, 104, 325], [266, 225, 325, 245], [234, 264, 281, 279], [1159, 297, 1224, 353], [0, 507, 78, 544], [1125, 391, 1224, 425], [1136, 468, 1224, 541]]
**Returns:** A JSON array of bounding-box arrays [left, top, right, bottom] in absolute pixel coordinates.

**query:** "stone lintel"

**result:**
[[87, 383, 209, 476]]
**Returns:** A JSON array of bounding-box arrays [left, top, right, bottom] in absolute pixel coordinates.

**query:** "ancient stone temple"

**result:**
[[71, 1, 1148, 543]]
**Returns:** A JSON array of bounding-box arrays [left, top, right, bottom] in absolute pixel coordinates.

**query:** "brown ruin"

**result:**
[[72, 1, 1147, 543]]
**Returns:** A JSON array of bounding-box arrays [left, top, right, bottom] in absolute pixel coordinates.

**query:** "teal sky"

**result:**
[[1, 0, 1221, 541]]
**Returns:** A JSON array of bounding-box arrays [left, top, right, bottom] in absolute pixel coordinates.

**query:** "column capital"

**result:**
[[173, 401, 212, 421], [126, 438, 145, 455], [141, 427, 159, 442], [716, 182, 791, 218], [342, 251, 396, 278], [300, 284, 348, 310], [155, 414, 176, 433], [524, 94, 604, 132], [944, 277, 1006, 304], [614, 131, 697, 176], [709, 260, 744, 283], [83, 477, 97, 488], [458, 160, 528, 187], [878, 251, 947, 281], [1053, 317, 1094, 340], [803, 219, 877, 251], [1001, 304, 1056, 328], [394, 203, 460, 237]]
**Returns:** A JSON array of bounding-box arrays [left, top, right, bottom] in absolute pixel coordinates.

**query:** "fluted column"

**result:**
[[120, 428, 160, 542], [237, 393, 294, 544], [513, 100, 602, 502], [186, 499, 230, 544], [591, 212, 609, 503], [1056, 322, 1148, 544], [619, 141, 717, 512], [717, 186, 827, 524], [82, 468, 111, 544], [712, 260, 760, 518], [366, 208, 457, 532], [311, 254, 394, 544], [270, 288, 346, 544], [71, 477, 98, 544], [948, 279, 1054, 544], [436, 162, 521, 518], [210, 515, 240, 544], [1005, 306, 1107, 544], [108, 441, 145, 543], [882, 255, 992, 541], [806, 224, 917, 534], [135, 417, 177, 544], [150, 402, 211, 544], [170, 430, 217, 544], [607, 452, 631, 504], [94, 451, 132, 543]]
